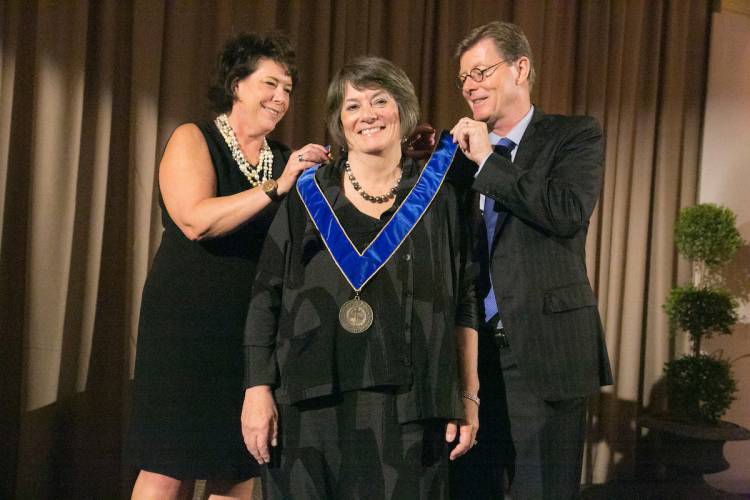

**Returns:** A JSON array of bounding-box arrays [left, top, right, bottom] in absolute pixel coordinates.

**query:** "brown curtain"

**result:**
[[0, 0, 710, 497]]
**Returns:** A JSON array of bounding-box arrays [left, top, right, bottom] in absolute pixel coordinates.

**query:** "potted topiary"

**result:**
[[663, 202, 743, 423], [640, 203, 749, 487]]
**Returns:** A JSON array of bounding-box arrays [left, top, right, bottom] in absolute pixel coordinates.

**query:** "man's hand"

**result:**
[[405, 123, 437, 160], [450, 117, 493, 164]]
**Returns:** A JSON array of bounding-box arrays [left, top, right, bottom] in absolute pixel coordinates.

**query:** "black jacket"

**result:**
[[450, 108, 613, 400], [244, 158, 478, 422]]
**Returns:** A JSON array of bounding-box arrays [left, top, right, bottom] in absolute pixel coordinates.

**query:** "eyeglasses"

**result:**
[[456, 60, 508, 89]]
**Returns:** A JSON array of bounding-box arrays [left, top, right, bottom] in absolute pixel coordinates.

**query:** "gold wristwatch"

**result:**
[[261, 179, 280, 201]]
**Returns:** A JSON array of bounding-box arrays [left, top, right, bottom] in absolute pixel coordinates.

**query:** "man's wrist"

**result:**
[[474, 151, 494, 178]]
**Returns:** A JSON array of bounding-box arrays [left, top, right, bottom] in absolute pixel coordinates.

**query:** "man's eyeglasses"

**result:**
[[456, 60, 508, 89]]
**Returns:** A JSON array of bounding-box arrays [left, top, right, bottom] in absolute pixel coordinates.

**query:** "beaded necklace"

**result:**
[[345, 161, 402, 203], [214, 113, 273, 187]]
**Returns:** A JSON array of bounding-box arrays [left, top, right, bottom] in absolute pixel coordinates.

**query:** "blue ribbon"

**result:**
[[297, 131, 457, 291]]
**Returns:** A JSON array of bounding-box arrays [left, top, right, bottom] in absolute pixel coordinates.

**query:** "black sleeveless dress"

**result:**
[[126, 121, 289, 480]]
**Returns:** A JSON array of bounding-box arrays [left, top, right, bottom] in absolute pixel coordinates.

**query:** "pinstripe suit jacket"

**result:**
[[450, 108, 613, 401]]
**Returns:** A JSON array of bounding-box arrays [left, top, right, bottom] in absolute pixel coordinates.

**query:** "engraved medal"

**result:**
[[338, 294, 374, 333]]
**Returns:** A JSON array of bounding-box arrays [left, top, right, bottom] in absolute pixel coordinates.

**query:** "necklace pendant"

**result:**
[[339, 293, 374, 333]]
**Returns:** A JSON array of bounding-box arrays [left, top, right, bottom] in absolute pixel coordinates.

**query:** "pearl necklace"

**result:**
[[345, 161, 402, 203], [214, 113, 273, 187]]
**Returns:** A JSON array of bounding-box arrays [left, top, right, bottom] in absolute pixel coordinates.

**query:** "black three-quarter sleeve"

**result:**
[[243, 191, 291, 388], [450, 187, 479, 331]]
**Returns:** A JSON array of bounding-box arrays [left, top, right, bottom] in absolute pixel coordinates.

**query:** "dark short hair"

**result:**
[[455, 21, 536, 89], [208, 32, 298, 113], [325, 56, 419, 148]]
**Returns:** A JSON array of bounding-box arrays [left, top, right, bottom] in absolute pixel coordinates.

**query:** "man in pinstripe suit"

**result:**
[[449, 21, 613, 499]]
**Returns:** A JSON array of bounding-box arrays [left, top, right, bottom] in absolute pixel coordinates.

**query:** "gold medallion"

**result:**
[[339, 296, 373, 333]]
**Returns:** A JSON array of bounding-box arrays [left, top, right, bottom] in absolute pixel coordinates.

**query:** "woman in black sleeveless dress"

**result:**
[[126, 33, 330, 499]]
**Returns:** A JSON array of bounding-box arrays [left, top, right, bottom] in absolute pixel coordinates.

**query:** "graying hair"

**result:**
[[325, 56, 419, 148]]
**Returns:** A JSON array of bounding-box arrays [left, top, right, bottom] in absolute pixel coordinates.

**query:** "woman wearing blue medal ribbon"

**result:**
[[241, 56, 480, 499]]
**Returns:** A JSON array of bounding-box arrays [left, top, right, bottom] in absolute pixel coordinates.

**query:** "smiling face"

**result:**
[[232, 58, 292, 134], [340, 82, 402, 156], [459, 37, 530, 133]]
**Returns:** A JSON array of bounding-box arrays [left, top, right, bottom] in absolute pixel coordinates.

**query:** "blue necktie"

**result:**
[[483, 137, 515, 322]]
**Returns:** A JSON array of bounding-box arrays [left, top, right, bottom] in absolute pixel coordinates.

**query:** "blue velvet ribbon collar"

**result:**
[[296, 131, 457, 292]]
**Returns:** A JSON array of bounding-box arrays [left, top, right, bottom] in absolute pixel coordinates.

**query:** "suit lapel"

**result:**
[[512, 113, 545, 170], [491, 108, 545, 244], [493, 211, 509, 242]]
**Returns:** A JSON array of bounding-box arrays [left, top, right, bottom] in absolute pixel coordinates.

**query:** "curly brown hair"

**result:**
[[208, 32, 298, 113]]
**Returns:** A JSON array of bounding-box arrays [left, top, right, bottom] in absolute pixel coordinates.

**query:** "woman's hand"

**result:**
[[405, 123, 436, 160], [445, 395, 480, 460], [277, 143, 332, 196], [241, 385, 278, 464], [448, 326, 480, 460]]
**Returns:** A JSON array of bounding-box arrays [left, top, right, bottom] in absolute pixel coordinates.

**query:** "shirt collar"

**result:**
[[488, 105, 535, 148]]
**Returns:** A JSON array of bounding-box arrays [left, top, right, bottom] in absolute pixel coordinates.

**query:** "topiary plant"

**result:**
[[664, 285, 738, 355], [675, 204, 742, 284], [662, 203, 743, 424], [664, 354, 737, 423]]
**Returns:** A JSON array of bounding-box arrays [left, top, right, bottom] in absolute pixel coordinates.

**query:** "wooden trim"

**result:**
[[717, 0, 750, 16]]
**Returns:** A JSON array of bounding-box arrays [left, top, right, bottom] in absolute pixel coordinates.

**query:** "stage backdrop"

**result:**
[[0, 0, 711, 497]]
